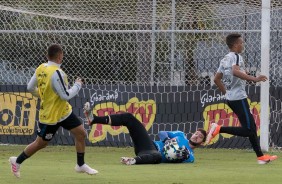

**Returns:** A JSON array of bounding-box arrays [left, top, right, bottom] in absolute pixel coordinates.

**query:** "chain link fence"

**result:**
[[0, 0, 281, 87]]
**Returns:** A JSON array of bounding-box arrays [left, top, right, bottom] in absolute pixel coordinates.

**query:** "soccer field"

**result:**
[[0, 145, 281, 184]]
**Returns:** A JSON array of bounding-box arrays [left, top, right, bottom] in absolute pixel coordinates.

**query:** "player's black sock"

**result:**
[[77, 152, 85, 166], [91, 115, 110, 125], [16, 151, 29, 164]]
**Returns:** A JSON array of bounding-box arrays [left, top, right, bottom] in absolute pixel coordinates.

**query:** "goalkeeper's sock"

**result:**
[[77, 152, 85, 166], [16, 151, 29, 164], [91, 115, 111, 125]]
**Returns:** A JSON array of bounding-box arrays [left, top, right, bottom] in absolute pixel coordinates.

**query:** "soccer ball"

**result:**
[[163, 141, 180, 161]]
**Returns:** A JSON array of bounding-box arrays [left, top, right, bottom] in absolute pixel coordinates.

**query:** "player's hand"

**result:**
[[254, 75, 267, 82], [75, 77, 84, 85], [164, 138, 177, 146], [175, 146, 190, 161]]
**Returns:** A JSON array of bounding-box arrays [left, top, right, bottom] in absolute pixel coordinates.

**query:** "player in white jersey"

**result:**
[[206, 33, 277, 164]]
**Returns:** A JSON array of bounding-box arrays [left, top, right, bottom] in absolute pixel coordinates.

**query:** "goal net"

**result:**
[[0, 0, 282, 149]]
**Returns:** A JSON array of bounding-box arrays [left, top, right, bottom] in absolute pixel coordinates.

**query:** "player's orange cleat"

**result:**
[[205, 123, 222, 144], [257, 154, 278, 164]]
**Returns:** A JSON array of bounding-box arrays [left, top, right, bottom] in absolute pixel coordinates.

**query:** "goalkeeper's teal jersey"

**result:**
[[153, 131, 194, 163]]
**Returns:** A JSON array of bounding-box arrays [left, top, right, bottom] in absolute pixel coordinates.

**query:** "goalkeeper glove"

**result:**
[[164, 138, 177, 145], [175, 146, 190, 161], [168, 146, 190, 163], [162, 138, 177, 151]]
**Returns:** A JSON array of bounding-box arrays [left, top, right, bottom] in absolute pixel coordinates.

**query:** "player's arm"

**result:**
[[232, 65, 267, 82], [214, 72, 226, 94], [27, 73, 40, 97], [158, 131, 185, 141], [52, 70, 83, 101], [158, 131, 170, 142], [167, 131, 186, 138]]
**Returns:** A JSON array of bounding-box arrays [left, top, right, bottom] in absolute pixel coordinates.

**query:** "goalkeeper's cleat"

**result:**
[[205, 123, 221, 144], [83, 102, 94, 126], [257, 154, 278, 164], [75, 164, 98, 175], [120, 157, 136, 165], [9, 156, 21, 178]]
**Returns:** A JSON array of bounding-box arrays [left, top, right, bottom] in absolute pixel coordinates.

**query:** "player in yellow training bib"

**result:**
[[9, 44, 98, 178]]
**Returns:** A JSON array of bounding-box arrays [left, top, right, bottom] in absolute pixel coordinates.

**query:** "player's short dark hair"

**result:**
[[226, 33, 242, 49], [47, 44, 63, 60], [198, 128, 207, 142]]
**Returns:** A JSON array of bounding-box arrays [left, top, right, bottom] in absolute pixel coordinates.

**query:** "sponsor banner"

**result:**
[[88, 97, 156, 143], [0, 92, 37, 135], [0, 85, 280, 148]]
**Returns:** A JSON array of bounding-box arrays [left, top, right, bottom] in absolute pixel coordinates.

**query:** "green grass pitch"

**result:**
[[0, 145, 281, 184]]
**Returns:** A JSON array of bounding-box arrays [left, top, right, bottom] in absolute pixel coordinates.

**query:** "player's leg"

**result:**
[[121, 151, 162, 165], [107, 113, 162, 164], [135, 151, 162, 164], [207, 99, 262, 142], [62, 112, 98, 174], [228, 99, 277, 163], [207, 99, 277, 163], [225, 99, 264, 156], [90, 112, 162, 164], [206, 99, 261, 143], [92, 113, 156, 153], [219, 99, 259, 136], [9, 123, 58, 178]]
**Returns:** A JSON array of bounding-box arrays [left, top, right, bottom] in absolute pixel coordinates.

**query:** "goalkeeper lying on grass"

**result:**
[[84, 102, 207, 165]]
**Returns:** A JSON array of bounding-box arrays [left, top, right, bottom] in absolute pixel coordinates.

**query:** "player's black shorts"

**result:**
[[37, 112, 82, 141]]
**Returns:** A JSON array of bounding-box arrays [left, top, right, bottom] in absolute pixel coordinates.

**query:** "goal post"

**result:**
[[260, 0, 271, 152]]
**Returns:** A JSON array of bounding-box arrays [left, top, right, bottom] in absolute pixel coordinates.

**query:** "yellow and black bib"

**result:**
[[36, 63, 72, 124]]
